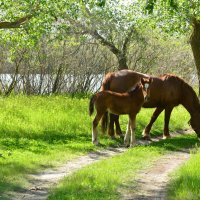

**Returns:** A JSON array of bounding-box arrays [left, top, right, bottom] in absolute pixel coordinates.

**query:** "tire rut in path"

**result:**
[[119, 150, 190, 200], [5, 147, 126, 200]]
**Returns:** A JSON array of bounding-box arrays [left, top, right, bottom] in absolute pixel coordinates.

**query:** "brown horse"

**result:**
[[101, 70, 200, 139], [89, 77, 152, 146]]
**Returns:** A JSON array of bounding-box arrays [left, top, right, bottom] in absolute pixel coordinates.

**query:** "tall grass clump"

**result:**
[[168, 149, 200, 200]]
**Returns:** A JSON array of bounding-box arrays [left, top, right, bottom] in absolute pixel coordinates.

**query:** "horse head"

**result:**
[[189, 110, 200, 139], [141, 77, 152, 102]]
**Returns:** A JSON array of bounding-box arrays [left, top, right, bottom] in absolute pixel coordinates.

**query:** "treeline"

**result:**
[[0, 31, 196, 95]]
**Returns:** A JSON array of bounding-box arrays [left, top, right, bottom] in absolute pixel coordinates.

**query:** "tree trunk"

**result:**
[[117, 53, 128, 70], [190, 17, 200, 97], [5, 64, 19, 96], [92, 30, 128, 70], [52, 65, 63, 94]]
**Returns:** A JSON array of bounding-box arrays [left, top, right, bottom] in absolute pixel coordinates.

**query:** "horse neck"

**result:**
[[181, 84, 200, 116]]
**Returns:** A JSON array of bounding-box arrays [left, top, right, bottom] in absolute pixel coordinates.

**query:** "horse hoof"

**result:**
[[142, 130, 149, 136], [124, 142, 130, 148], [163, 134, 171, 139], [130, 143, 136, 148], [142, 135, 151, 141], [92, 140, 99, 145]]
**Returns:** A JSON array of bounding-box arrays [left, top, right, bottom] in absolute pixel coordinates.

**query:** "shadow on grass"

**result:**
[[0, 181, 22, 200], [0, 129, 90, 143], [0, 129, 93, 153], [148, 134, 200, 152], [0, 162, 32, 196]]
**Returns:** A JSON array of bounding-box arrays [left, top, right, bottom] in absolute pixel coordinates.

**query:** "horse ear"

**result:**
[[149, 77, 153, 84]]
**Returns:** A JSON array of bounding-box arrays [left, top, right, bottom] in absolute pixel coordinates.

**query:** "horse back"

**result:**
[[95, 90, 143, 115], [101, 70, 149, 93]]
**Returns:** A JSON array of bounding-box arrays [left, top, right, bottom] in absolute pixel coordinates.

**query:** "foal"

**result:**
[[89, 77, 152, 146]]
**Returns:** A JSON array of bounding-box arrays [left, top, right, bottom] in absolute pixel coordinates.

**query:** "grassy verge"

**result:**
[[168, 148, 200, 200], [0, 95, 194, 195], [48, 134, 199, 200], [49, 145, 162, 200], [0, 95, 117, 194]]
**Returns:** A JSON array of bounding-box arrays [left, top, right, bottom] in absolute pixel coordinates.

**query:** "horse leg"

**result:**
[[163, 107, 173, 139], [108, 113, 116, 139], [92, 113, 103, 145], [129, 115, 136, 147], [142, 107, 164, 140], [124, 120, 131, 147], [114, 115, 123, 138]]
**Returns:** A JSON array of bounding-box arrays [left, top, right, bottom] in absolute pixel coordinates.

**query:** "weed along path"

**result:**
[[4, 131, 193, 200], [5, 147, 126, 200], [119, 150, 190, 200]]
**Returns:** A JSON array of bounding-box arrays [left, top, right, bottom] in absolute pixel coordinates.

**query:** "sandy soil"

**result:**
[[4, 147, 126, 200]]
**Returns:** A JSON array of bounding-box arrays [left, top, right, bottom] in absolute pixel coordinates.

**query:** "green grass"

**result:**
[[0, 95, 196, 197], [49, 145, 162, 200], [168, 147, 200, 200], [48, 134, 199, 200], [0, 95, 117, 194]]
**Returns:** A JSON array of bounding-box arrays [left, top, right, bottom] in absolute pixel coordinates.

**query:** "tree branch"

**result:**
[[0, 3, 40, 29], [92, 30, 120, 55], [0, 15, 33, 29], [122, 25, 135, 53], [67, 16, 121, 56]]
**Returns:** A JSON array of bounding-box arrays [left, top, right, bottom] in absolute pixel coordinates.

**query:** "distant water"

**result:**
[[0, 74, 103, 94]]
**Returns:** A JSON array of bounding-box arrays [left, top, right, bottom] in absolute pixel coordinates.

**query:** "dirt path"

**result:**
[[119, 150, 190, 200], [4, 130, 192, 200], [118, 129, 192, 200], [4, 147, 126, 200]]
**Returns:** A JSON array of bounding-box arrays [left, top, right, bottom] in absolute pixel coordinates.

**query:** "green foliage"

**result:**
[[143, 0, 200, 35], [0, 0, 144, 50], [0, 95, 117, 193]]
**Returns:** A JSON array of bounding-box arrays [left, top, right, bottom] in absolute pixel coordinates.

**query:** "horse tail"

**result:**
[[100, 73, 113, 133], [89, 95, 96, 116]]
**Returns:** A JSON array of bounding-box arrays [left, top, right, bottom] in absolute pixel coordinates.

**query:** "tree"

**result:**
[[1, 0, 143, 70], [144, 0, 200, 96], [63, 0, 144, 70]]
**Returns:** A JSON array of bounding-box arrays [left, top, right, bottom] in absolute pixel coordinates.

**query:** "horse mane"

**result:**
[[181, 78, 200, 108]]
